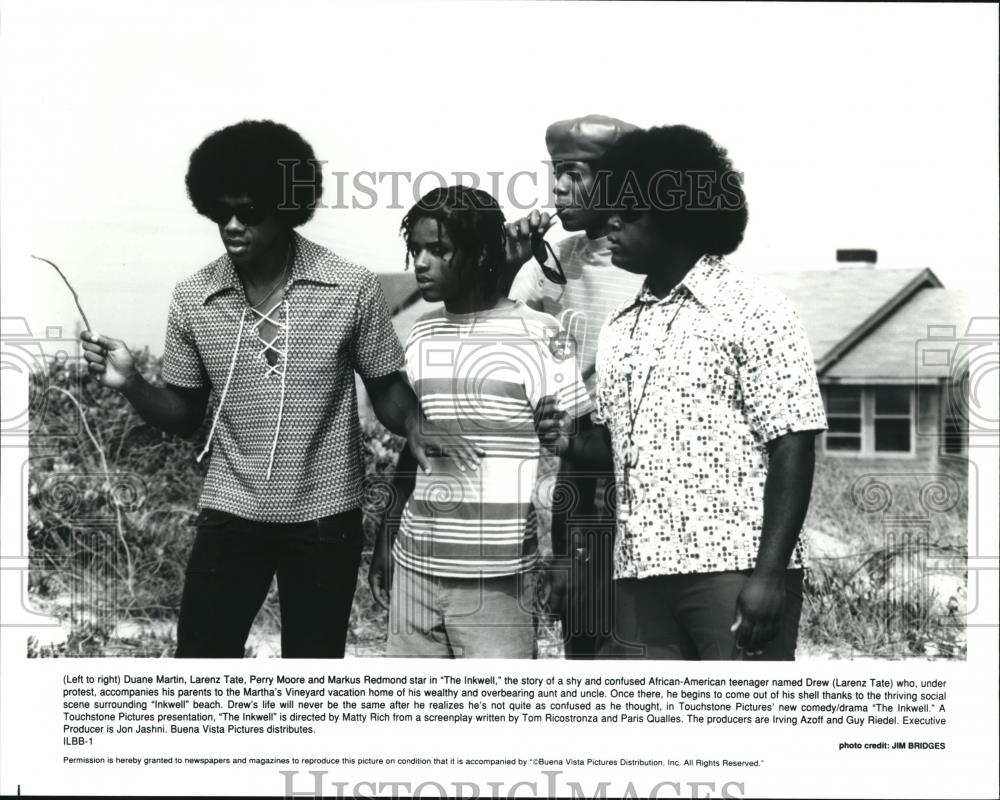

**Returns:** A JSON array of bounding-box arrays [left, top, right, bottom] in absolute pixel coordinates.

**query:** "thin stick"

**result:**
[[31, 255, 93, 331]]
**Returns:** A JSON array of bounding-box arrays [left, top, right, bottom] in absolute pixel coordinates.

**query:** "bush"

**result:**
[[800, 457, 967, 659], [28, 354, 968, 659], [29, 351, 205, 651], [27, 352, 407, 657]]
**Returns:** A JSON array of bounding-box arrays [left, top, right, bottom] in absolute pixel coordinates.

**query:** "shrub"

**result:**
[[800, 457, 968, 659], [28, 354, 968, 659]]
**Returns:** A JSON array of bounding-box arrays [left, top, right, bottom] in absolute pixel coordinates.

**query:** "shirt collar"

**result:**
[[679, 254, 728, 307], [585, 234, 612, 257], [202, 231, 339, 304], [608, 255, 728, 322]]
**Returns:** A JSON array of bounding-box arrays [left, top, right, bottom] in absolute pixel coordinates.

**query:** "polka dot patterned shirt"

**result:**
[[595, 256, 828, 579]]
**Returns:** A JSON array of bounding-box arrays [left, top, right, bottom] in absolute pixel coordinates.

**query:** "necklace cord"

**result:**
[[197, 238, 295, 482], [197, 307, 248, 464], [624, 293, 689, 463]]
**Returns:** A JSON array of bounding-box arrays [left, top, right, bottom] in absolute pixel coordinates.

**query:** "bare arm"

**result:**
[[733, 430, 818, 652], [362, 371, 484, 473], [758, 431, 817, 575], [81, 331, 208, 437], [362, 371, 419, 439], [121, 375, 209, 438], [368, 444, 418, 610]]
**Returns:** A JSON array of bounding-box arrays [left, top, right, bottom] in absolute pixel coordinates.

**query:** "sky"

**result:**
[[2, 0, 998, 353]]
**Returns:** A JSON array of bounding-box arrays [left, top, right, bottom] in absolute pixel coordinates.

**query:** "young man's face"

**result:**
[[211, 194, 287, 267], [407, 217, 472, 303], [552, 161, 607, 233], [606, 211, 669, 275]]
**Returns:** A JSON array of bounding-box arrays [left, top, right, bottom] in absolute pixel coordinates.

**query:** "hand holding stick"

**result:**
[[31, 254, 93, 331]]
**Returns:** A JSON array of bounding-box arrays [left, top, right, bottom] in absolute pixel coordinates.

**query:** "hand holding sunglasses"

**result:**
[[504, 208, 566, 285], [530, 232, 566, 285]]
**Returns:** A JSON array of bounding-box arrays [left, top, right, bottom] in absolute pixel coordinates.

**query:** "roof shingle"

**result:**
[[758, 268, 935, 364], [825, 287, 971, 381]]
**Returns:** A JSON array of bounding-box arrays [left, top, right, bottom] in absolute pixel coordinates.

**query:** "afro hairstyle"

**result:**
[[185, 119, 323, 228], [596, 125, 748, 256]]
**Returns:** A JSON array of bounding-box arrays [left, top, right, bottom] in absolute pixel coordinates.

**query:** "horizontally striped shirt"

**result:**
[[393, 301, 593, 578]]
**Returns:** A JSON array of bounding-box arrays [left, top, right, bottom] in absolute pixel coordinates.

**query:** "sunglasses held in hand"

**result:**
[[532, 236, 566, 285], [531, 208, 566, 285]]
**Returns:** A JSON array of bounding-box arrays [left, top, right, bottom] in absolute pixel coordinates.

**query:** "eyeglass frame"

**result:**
[[531, 235, 566, 285], [207, 201, 272, 227]]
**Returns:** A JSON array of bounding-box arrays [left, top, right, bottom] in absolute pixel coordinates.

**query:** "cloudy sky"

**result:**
[[2, 1, 997, 351]]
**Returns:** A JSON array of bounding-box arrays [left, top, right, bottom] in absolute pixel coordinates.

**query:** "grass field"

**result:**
[[25, 354, 968, 660]]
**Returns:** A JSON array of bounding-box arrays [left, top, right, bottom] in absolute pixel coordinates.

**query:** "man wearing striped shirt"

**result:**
[[383, 186, 592, 658], [506, 115, 645, 657]]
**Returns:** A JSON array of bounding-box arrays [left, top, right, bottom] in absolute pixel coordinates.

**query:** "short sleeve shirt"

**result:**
[[595, 256, 827, 579], [162, 232, 404, 522], [393, 301, 593, 578]]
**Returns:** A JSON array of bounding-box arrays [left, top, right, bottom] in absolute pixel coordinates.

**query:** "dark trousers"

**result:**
[[608, 569, 805, 660], [551, 465, 643, 658], [175, 508, 363, 658]]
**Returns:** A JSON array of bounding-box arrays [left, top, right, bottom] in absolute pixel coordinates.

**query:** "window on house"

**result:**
[[823, 385, 914, 456], [825, 386, 862, 452], [873, 387, 912, 453]]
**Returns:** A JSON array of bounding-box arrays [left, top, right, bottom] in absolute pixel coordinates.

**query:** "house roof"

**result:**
[[824, 287, 971, 381], [758, 268, 942, 371], [384, 267, 970, 385], [375, 272, 420, 316]]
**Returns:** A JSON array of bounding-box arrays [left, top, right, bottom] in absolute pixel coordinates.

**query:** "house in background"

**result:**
[[762, 250, 970, 463], [377, 249, 972, 462]]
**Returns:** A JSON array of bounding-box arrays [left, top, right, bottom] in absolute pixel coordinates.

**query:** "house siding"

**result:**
[[914, 384, 940, 462]]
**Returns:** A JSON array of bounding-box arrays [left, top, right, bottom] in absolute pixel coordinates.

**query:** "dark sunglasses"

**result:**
[[208, 201, 271, 226], [532, 236, 566, 285]]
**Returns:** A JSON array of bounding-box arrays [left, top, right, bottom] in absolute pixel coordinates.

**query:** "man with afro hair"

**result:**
[[537, 125, 827, 660], [81, 120, 480, 658]]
